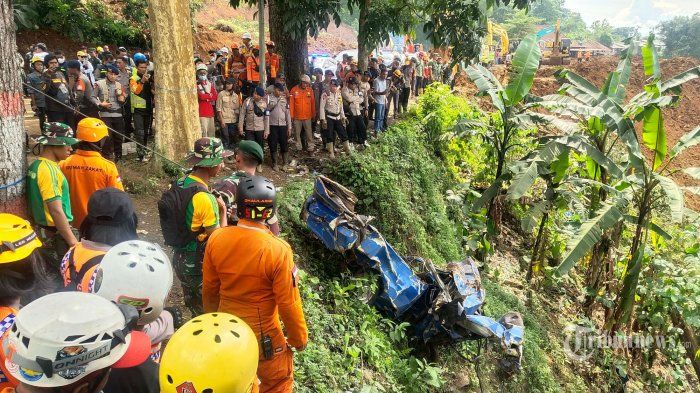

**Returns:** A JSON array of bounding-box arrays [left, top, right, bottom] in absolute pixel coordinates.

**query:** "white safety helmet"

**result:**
[[94, 240, 173, 326], [220, 47, 230, 54], [242, 32, 252, 40], [3, 292, 139, 388]]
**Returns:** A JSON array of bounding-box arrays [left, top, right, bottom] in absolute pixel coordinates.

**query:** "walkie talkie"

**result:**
[[258, 308, 273, 359]]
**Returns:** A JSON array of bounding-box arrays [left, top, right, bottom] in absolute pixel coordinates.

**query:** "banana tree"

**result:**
[[609, 35, 700, 331], [505, 136, 621, 282], [540, 35, 699, 330], [461, 34, 542, 221], [528, 41, 636, 312]]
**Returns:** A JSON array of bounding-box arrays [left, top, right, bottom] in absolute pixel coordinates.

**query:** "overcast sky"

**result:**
[[564, 0, 700, 29]]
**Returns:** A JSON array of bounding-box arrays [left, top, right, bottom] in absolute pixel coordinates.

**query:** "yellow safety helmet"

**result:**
[[159, 313, 259, 393], [76, 117, 109, 143], [0, 214, 42, 264], [96, 46, 103, 53], [30, 56, 43, 65]]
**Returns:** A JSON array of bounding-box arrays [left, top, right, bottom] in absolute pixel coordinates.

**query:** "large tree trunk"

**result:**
[[148, 0, 200, 161], [0, 0, 26, 215], [357, 0, 370, 71], [269, 0, 307, 87]]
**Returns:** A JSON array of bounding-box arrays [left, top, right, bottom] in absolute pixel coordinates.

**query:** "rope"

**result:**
[[0, 177, 24, 190], [22, 80, 187, 171]]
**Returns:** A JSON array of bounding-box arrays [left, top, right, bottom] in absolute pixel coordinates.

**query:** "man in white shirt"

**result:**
[[372, 68, 388, 133]]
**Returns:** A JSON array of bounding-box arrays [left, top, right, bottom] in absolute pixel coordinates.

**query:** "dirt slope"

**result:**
[[193, 0, 357, 55]]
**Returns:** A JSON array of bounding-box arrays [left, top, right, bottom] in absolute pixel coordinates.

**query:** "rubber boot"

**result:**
[[343, 141, 352, 154], [326, 143, 335, 159], [282, 152, 290, 167]]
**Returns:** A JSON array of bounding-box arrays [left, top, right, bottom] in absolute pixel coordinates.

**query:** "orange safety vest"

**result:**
[[265, 53, 281, 79], [246, 56, 260, 82], [61, 242, 108, 292]]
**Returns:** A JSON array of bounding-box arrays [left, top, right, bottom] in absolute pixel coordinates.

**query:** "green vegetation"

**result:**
[[12, 0, 204, 47], [657, 13, 700, 59], [14, 0, 147, 47], [271, 36, 700, 391], [273, 72, 648, 391]]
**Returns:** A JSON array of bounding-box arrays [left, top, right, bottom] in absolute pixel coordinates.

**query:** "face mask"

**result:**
[[210, 56, 216, 62], [198, 75, 207, 82], [58, 58, 65, 64]]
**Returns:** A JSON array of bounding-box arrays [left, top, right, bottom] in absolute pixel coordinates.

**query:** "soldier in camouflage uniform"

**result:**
[[212, 140, 281, 236], [170, 138, 230, 315], [26, 123, 80, 272]]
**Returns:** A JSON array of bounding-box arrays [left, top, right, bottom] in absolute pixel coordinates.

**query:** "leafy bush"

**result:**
[[16, 0, 149, 47], [325, 120, 462, 264], [416, 83, 491, 184]]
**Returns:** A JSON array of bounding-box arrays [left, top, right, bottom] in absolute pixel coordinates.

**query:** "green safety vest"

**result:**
[[130, 73, 148, 111]]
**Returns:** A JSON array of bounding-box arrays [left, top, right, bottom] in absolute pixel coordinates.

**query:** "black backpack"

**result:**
[[158, 179, 208, 247]]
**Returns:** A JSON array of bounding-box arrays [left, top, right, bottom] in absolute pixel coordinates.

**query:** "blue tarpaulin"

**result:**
[[301, 176, 525, 370]]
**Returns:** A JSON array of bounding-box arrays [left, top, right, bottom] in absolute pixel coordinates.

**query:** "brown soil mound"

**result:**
[[16, 29, 84, 59], [194, 0, 357, 55], [458, 56, 700, 212]]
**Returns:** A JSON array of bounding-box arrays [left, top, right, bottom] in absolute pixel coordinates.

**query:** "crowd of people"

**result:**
[[5, 33, 457, 393], [23, 34, 453, 171], [3, 115, 302, 392]]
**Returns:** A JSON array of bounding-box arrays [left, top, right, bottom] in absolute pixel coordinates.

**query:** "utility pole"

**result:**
[[258, 0, 266, 87]]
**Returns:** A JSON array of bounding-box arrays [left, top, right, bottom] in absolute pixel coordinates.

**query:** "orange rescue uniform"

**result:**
[[246, 56, 261, 83], [203, 219, 307, 393], [265, 52, 281, 79], [59, 150, 124, 228], [289, 86, 316, 121]]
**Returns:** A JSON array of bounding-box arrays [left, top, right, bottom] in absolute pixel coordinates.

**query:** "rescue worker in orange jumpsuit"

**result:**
[[203, 175, 307, 393], [245, 46, 262, 97], [265, 41, 281, 85], [59, 117, 124, 228]]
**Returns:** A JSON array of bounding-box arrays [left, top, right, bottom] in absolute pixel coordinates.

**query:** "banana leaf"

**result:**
[[466, 65, 506, 113], [515, 112, 580, 135], [549, 135, 623, 179], [505, 34, 541, 106], [641, 106, 666, 171], [670, 126, 700, 158], [654, 174, 684, 223], [521, 200, 549, 233], [603, 43, 634, 103], [683, 167, 700, 180], [555, 198, 627, 276], [506, 159, 541, 201], [659, 66, 700, 94], [641, 34, 661, 79]]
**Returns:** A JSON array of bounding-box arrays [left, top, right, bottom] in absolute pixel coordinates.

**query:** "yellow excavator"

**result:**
[[480, 21, 509, 65], [540, 19, 571, 65]]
